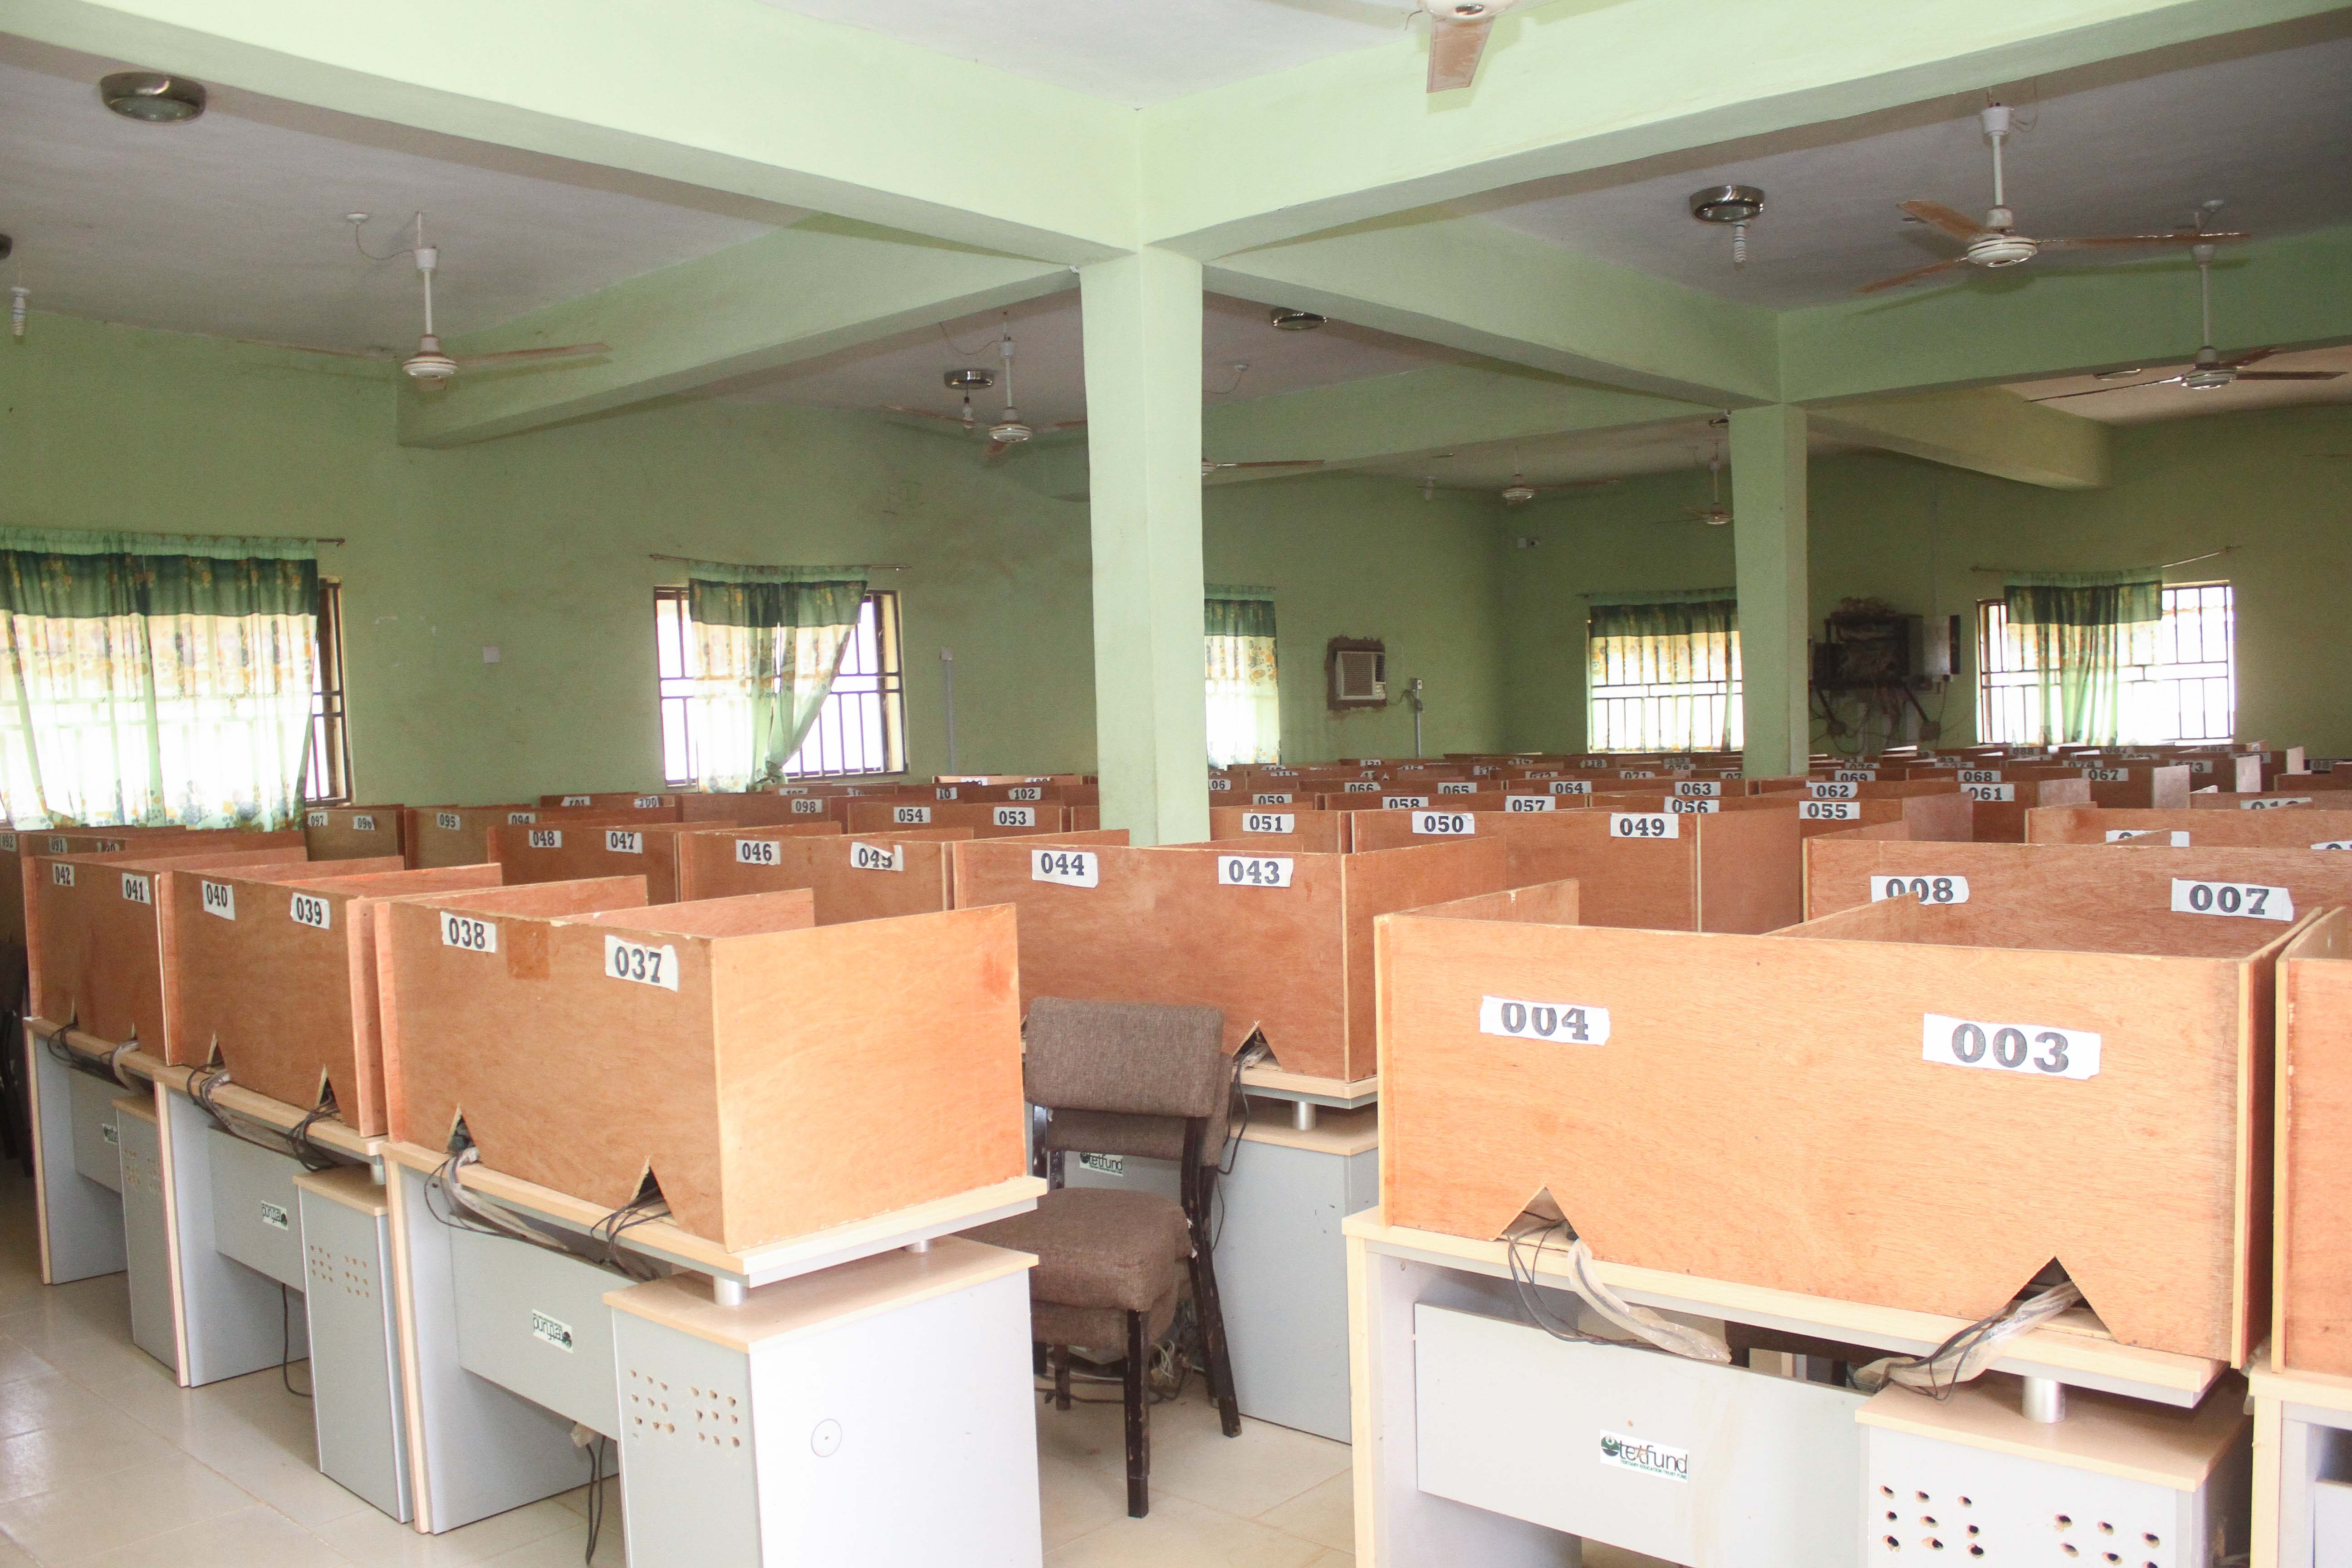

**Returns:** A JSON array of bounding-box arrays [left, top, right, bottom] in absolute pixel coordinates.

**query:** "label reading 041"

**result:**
[[1479, 995, 1611, 1046], [1217, 854, 1294, 888], [604, 935, 681, 992], [1031, 848, 1098, 888], [121, 873, 152, 905], [440, 912, 496, 953], [1922, 1013, 2100, 1080]]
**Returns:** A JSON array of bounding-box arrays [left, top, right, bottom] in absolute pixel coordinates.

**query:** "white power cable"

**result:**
[[1852, 1279, 2083, 1396]]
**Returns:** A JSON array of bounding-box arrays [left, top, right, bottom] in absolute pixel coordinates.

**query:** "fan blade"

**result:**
[[449, 342, 609, 369], [2029, 375, 2186, 402], [1855, 257, 1968, 295], [2222, 347, 2276, 368], [880, 403, 975, 426], [2037, 230, 2253, 250], [1899, 201, 1984, 242], [235, 338, 392, 361], [1426, 16, 1492, 91], [983, 440, 1014, 464], [2234, 371, 2344, 382], [1039, 419, 1089, 433]]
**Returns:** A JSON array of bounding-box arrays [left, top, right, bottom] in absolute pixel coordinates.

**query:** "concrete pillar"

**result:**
[[1079, 249, 1209, 846], [1730, 404, 1810, 776]]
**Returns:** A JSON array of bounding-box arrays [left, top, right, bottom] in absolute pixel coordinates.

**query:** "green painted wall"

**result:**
[[0, 312, 1504, 803], [1498, 402, 2352, 758]]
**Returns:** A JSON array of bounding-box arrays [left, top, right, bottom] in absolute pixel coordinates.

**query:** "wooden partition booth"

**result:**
[[2277, 909, 2352, 1376], [2027, 806, 2352, 848], [1803, 838, 2352, 926], [304, 806, 405, 862]]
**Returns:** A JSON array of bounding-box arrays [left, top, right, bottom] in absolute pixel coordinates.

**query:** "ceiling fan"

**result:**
[[2031, 244, 2344, 402], [1497, 471, 1620, 506], [1416, 0, 1534, 93], [1203, 459, 1324, 477], [882, 320, 1083, 461], [1855, 105, 2252, 295]]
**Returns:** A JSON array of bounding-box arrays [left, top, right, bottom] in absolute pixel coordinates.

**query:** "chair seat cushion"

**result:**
[[1044, 1109, 1218, 1166], [1033, 1285, 1180, 1358], [968, 1187, 1191, 1313]]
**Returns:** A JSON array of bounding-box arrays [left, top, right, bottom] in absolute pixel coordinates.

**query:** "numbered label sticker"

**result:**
[[1674, 781, 1721, 798], [1799, 800, 1861, 821], [1618, 769, 1657, 779], [1668, 798, 1720, 815], [1009, 787, 1044, 801], [1251, 794, 1294, 805], [1964, 784, 2017, 802], [352, 813, 377, 832], [508, 811, 538, 825], [2083, 768, 2129, 782], [1923, 1014, 2099, 1080], [1549, 780, 1592, 796], [1032, 848, 1098, 888], [289, 892, 332, 931], [1343, 781, 1381, 793], [633, 795, 665, 809], [2107, 830, 2190, 845], [848, 841, 901, 873], [1242, 813, 1295, 834], [121, 873, 153, 905], [1217, 854, 1294, 888], [1833, 769, 1878, 782], [604, 935, 680, 991], [435, 811, 462, 831], [47, 862, 73, 889], [307, 810, 329, 828], [993, 806, 1037, 828], [441, 912, 497, 953], [1870, 874, 1970, 905], [1412, 811, 1474, 836], [201, 879, 234, 919], [2313, 840, 2352, 852], [1609, 813, 1677, 840], [1957, 769, 2003, 784], [1479, 995, 1611, 1046], [561, 795, 592, 807], [1206, 779, 1232, 793], [734, 839, 781, 866], [528, 829, 562, 849], [1382, 795, 1430, 809], [0, 833, 13, 851], [790, 798, 825, 814], [1522, 770, 1561, 781], [1504, 795, 1555, 813], [893, 805, 933, 824], [1437, 781, 1478, 795], [935, 787, 960, 800], [47, 835, 66, 852], [606, 830, 643, 854], [2190, 760, 2213, 774], [2171, 878, 2294, 922], [2245, 798, 2314, 810], [1808, 782, 1858, 799], [777, 786, 809, 795]]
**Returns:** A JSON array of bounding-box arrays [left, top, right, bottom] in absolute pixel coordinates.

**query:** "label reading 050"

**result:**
[[1412, 811, 1473, 836], [1217, 854, 1294, 888], [1032, 848, 1098, 888], [1922, 1013, 2100, 1080], [1242, 813, 1295, 834], [1609, 813, 1677, 840], [441, 912, 496, 953], [604, 935, 680, 991], [1479, 995, 1611, 1046], [290, 893, 331, 931], [1869, 874, 1970, 905]]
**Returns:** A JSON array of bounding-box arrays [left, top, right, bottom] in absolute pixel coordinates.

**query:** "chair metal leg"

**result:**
[[1123, 1311, 1151, 1518], [1187, 1239, 1243, 1437], [1053, 1348, 1072, 1411]]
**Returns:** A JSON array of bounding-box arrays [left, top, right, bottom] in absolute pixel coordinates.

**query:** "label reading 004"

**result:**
[[1032, 848, 1098, 888], [1217, 854, 1294, 888], [1479, 995, 1611, 1046], [604, 935, 681, 991], [1921, 1013, 2100, 1080]]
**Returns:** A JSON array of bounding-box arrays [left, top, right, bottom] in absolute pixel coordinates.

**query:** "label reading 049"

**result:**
[[1412, 811, 1473, 836], [734, 839, 781, 866], [848, 841, 901, 873], [1869, 874, 1970, 905], [436, 811, 462, 831], [440, 912, 496, 953], [993, 806, 1037, 828], [1504, 795, 1555, 813], [1478, 995, 1611, 1046], [1609, 813, 1677, 840], [121, 873, 152, 905], [289, 893, 331, 931], [1922, 1013, 2100, 1080], [604, 935, 680, 991], [528, 829, 562, 849], [605, 830, 643, 854], [1242, 813, 1295, 834], [1217, 854, 1294, 888], [2171, 878, 2295, 922], [893, 805, 932, 824], [1031, 848, 1098, 888]]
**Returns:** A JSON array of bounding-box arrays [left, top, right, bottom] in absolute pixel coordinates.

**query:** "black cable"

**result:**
[[426, 1149, 671, 1284], [186, 1064, 341, 1173], [1501, 1217, 1612, 1348], [279, 1284, 311, 1399], [583, 1435, 608, 1564]]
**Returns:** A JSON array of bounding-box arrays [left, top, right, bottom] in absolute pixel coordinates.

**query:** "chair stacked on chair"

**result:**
[[970, 995, 1241, 1518]]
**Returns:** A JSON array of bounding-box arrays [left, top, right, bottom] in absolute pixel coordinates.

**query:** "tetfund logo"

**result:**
[[1598, 1431, 1689, 1482]]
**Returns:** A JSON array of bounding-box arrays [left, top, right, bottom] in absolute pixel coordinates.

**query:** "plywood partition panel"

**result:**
[[2028, 807, 2352, 848], [304, 806, 405, 862], [2194, 793, 2322, 811], [405, 805, 542, 869], [2277, 909, 2352, 1376], [676, 827, 950, 922], [841, 800, 1069, 837], [1377, 896, 2298, 1361], [487, 817, 730, 901], [382, 888, 1024, 1250], [1208, 808, 1349, 853], [1964, 777, 2095, 842]]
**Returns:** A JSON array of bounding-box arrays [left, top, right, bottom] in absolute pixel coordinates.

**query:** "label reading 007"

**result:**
[[1922, 1013, 2100, 1080], [1217, 854, 1294, 888], [848, 841, 901, 872], [993, 806, 1037, 828], [441, 912, 496, 953], [735, 839, 781, 866], [1032, 848, 1098, 888], [201, 879, 233, 918], [893, 805, 933, 824], [1242, 813, 1295, 834], [1479, 995, 1611, 1046], [1412, 811, 1473, 836], [289, 893, 331, 931], [1869, 874, 1970, 905], [606, 830, 643, 854], [604, 935, 680, 991], [1610, 813, 1677, 839], [2171, 878, 2295, 922]]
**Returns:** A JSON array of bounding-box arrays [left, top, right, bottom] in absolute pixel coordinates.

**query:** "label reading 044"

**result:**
[[1922, 1013, 2100, 1080], [1217, 854, 1294, 888], [604, 935, 680, 992], [1479, 995, 1611, 1046], [1032, 848, 1098, 888]]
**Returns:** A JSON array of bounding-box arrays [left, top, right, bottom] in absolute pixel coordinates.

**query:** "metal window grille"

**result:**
[[1975, 583, 2235, 745], [303, 580, 353, 804], [1587, 631, 1744, 753], [656, 588, 906, 785]]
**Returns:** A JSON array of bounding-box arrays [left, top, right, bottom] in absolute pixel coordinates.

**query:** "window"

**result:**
[[656, 588, 905, 785], [1206, 592, 1281, 765], [1976, 583, 2234, 745], [303, 580, 353, 804], [1586, 598, 1743, 752]]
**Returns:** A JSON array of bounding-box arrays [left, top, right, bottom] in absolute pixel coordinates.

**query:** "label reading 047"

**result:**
[[2171, 878, 2295, 922], [1922, 1013, 2100, 1080], [1479, 995, 1611, 1046], [1609, 813, 1677, 840], [605, 830, 643, 854], [1412, 811, 1473, 836], [893, 805, 933, 824], [993, 806, 1037, 828], [289, 893, 331, 931], [1032, 848, 1098, 888], [1242, 813, 1295, 834], [1869, 874, 1970, 905], [441, 912, 496, 953], [1217, 854, 1294, 888], [848, 841, 901, 873], [604, 935, 680, 991]]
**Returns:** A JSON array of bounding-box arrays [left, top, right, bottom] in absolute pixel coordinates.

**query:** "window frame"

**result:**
[[1975, 581, 2236, 745], [303, 578, 354, 805], [654, 586, 907, 786], [1584, 614, 1744, 755]]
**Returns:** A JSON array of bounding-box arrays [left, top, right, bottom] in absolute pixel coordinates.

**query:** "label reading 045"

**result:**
[[1869, 874, 1970, 905], [1922, 1013, 2100, 1080], [848, 841, 901, 872], [289, 893, 331, 931], [1032, 848, 1098, 888], [1217, 854, 1294, 888], [441, 912, 496, 953], [604, 935, 680, 992], [1412, 811, 1473, 836], [1609, 813, 1677, 839], [1242, 813, 1295, 834], [1479, 995, 1611, 1046]]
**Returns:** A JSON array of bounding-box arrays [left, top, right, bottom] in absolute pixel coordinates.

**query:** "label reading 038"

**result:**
[[1609, 813, 1677, 839], [604, 935, 680, 991], [993, 806, 1037, 828], [1217, 854, 1294, 888], [848, 841, 901, 872], [1412, 811, 1473, 836], [290, 893, 331, 931], [1479, 995, 1611, 1046], [441, 912, 496, 953], [1504, 795, 1555, 813], [606, 830, 643, 854], [2171, 878, 2295, 922], [735, 839, 781, 866], [528, 829, 562, 849], [1032, 848, 1098, 888], [1243, 813, 1295, 834], [1922, 1013, 2100, 1080], [1869, 874, 1970, 905], [436, 811, 462, 831], [893, 806, 933, 824], [121, 873, 152, 905]]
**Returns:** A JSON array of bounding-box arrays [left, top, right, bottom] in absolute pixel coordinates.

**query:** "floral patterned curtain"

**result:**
[[2001, 572, 2163, 746], [684, 564, 868, 791], [1205, 587, 1280, 766], [0, 529, 319, 829], [1586, 593, 1742, 752]]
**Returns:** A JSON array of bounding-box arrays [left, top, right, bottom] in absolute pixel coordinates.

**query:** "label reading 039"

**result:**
[[436, 811, 461, 831], [1799, 800, 1860, 821], [441, 912, 496, 953], [735, 839, 781, 866], [1217, 854, 1294, 888], [893, 805, 933, 824], [1609, 813, 1677, 840], [1412, 811, 1473, 836], [289, 893, 331, 930], [1964, 784, 2017, 802], [604, 935, 680, 991], [993, 806, 1037, 828], [200, 879, 233, 919], [1243, 813, 1295, 834], [1032, 848, 1098, 888], [1922, 1013, 2100, 1080], [528, 829, 562, 849], [790, 798, 826, 814], [606, 830, 643, 854], [121, 873, 152, 905], [1504, 795, 1555, 813], [2171, 878, 2295, 922], [1478, 995, 1611, 1046], [1869, 874, 1970, 905], [848, 841, 901, 872]]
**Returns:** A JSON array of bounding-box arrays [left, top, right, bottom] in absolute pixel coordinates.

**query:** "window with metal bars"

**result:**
[[654, 587, 906, 785], [303, 580, 353, 804], [1975, 583, 2235, 745]]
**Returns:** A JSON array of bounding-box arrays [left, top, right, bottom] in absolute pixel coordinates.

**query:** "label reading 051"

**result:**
[[1242, 813, 1295, 834], [1217, 854, 1294, 888], [604, 935, 680, 991], [1922, 1013, 2100, 1080], [1031, 848, 1098, 888]]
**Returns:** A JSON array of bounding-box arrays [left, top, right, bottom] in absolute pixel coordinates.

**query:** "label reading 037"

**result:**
[[289, 893, 331, 930], [604, 935, 680, 991], [441, 912, 496, 953], [735, 839, 781, 866], [1479, 995, 1611, 1046], [1609, 813, 1677, 840], [848, 841, 901, 872], [1869, 874, 1970, 905], [605, 830, 643, 854], [1032, 848, 1098, 888], [993, 806, 1036, 828], [201, 879, 233, 918], [1922, 1013, 2100, 1080], [1412, 811, 1473, 836], [528, 829, 562, 849], [1243, 813, 1295, 834], [2171, 878, 2295, 922], [1217, 854, 1294, 888], [893, 805, 933, 824]]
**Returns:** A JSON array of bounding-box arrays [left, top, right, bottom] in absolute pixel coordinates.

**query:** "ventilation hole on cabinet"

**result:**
[[2099, 1524, 2115, 1536], [1969, 1549, 1984, 1559], [1887, 1512, 1899, 1522], [1967, 1527, 1979, 1538], [2058, 1515, 2074, 1528], [1884, 1538, 1900, 1551], [1916, 1492, 1931, 1502], [2144, 1537, 2159, 1548], [1929, 1541, 1945, 1551], [2063, 1547, 2079, 1558], [1882, 1486, 1896, 1497], [1923, 1517, 1938, 1527]]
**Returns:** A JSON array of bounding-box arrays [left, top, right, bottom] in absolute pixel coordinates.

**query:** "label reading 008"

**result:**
[[441, 912, 496, 953], [1869, 874, 1970, 905], [1922, 1013, 2100, 1080], [1609, 813, 1677, 839], [1217, 854, 1294, 888], [604, 935, 680, 991], [1032, 848, 1098, 888]]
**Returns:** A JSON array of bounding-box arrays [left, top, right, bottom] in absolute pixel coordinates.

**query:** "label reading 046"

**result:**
[[1609, 813, 1677, 839], [993, 806, 1037, 828], [604, 935, 680, 991], [1412, 811, 1473, 836], [1869, 874, 1970, 905], [893, 805, 933, 824], [1922, 1013, 2100, 1080], [1504, 795, 1555, 813], [121, 873, 152, 905], [605, 830, 643, 854], [735, 839, 781, 866], [1479, 995, 1611, 1046], [1242, 813, 1295, 834], [1032, 848, 1098, 888], [2171, 878, 2295, 922], [289, 893, 331, 930], [441, 912, 496, 953], [1217, 854, 1294, 888], [848, 841, 901, 873]]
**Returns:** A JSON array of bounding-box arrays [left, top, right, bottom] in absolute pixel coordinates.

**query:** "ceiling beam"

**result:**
[[396, 219, 1073, 448], [1142, 0, 2343, 256], [1209, 217, 1779, 405], [1781, 224, 2352, 402], [1807, 387, 2112, 490], [10, 0, 1139, 262]]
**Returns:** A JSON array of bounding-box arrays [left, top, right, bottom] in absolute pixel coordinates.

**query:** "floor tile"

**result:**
[[65, 1503, 352, 1568], [0, 1407, 180, 1503], [1585, 1547, 1675, 1568], [0, 1451, 254, 1563], [0, 1373, 118, 1440], [471, 1511, 625, 1568], [1045, 1492, 1330, 1568], [310, 1497, 580, 1568], [0, 1338, 56, 1387], [1038, 1450, 1131, 1550], [1255, 1470, 1353, 1553], [1121, 1392, 1352, 1519]]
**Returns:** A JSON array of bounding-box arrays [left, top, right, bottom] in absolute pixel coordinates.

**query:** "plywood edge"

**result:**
[[293, 1163, 389, 1216], [1855, 1377, 2248, 1490], [603, 1235, 1032, 1353]]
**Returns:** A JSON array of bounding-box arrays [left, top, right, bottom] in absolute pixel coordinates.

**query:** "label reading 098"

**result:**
[[790, 798, 826, 814]]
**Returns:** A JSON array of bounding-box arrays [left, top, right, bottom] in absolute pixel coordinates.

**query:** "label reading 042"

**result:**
[[289, 893, 331, 931], [1217, 854, 1294, 888], [604, 935, 680, 992], [1242, 813, 1295, 834], [1412, 811, 1473, 836], [1922, 1013, 2100, 1080], [1479, 995, 1611, 1046], [2171, 878, 2295, 922], [1869, 874, 1970, 905], [440, 912, 496, 953], [1031, 848, 1098, 888]]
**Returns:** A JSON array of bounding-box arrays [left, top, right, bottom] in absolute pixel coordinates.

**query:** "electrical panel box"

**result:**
[[1812, 612, 1956, 691]]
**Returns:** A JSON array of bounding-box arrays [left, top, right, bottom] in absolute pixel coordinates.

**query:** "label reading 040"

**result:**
[[1242, 813, 1295, 834], [289, 893, 331, 930], [200, 879, 233, 919], [1609, 813, 1677, 840], [1922, 1013, 2100, 1080], [441, 912, 496, 953], [993, 806, 1036, 828], [605, 830, 643, 854], [121, 873, 153, 905], [790, 798, 826, 815], [1412, 811, 1473, 836], [2171, 878, 2295, 922], [1032, 848, 1098, 888], [1504, 795, 1555, 813], [528, 829, 562, 849], [1869, 874, 1970, 905], [1217, 854, 1294, 888], [848, 841, 901, 873], [735, 839, 781, 866], [604, 935, 680, 991], [1479, 995, 1611, 1046], [1799, 800, 1861, 821]]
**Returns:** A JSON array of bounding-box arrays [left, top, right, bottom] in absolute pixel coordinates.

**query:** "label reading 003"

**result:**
[[1217, 854, 1294, 888], [1032, 848, 1098, 888], [289, 893, 331, 930], [1922, 1013, 2100, 1080], [1869, 874, 1970, 905], [604, 935, 681, 991], [2170, 878, 2295, 922], [440, 912, 496, 953], [1609, 813, 1677, 839], [1479, 995, 1611, 1046], [1242, 813, 1295, 834], [848, 841, 901, 872]]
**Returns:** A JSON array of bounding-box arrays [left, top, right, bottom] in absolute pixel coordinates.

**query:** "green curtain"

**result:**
[[0, 529, 319, 829], [2001, 571, 2162, 745], [1586, 593, 1741, 752], [1204, 585, 1280, 766], [684, 563, 869, 790]]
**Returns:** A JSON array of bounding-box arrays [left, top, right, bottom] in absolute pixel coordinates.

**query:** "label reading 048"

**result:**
[[1242, 813, 1295, 834], [1412, 811, 1473, 836], [1609, 813, 1677, 840], [441, 912, 496, 953], [735, 839, 781, 866], [1504, 795, 1555, 813], [1217, 854, 1294, 888], [848, 841, 901, 872], [528, 829, 562, 849], [1031, 848, 1098, 888], [604, 935, 680, 991], [2170, 878, 2295, 922], [290, 893, 331, 931], [893, 805, 933, 824], [606, 830, 643, 854], [1869, 874, 1970, 905], [993, 806, 1037, 828], [1922, 1013, 2100, 1080], [1478, 995, 1611, 1046]]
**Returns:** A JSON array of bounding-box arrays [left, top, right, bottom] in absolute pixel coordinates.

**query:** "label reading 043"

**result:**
[[440, 912, 496, 953], [1242, 813, 1295, 834], [1869, 874, 1970, 905], [1217, 854, 1294, 888], [1609, 813, 1677, 839], [604, 935, 680, 992], [1922, 1013, 2100, 1080], [1032, 848, 1098, 888], [289, 893, 331, 931], [1479, 995, 1611, 1046]]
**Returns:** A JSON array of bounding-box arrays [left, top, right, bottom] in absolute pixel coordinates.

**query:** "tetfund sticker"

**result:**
[[1599, 1431, 1688, 1482], [530, 1311, 576, 1352], [259, 1200, 290, 1231]]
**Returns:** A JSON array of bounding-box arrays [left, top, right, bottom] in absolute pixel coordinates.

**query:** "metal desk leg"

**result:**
[[25, 1027, 125, 1284], [154, 1082, 304, 1386]]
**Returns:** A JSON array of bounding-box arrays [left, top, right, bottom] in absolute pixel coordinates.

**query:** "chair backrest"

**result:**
[[1023, 996, 1227, 1122]]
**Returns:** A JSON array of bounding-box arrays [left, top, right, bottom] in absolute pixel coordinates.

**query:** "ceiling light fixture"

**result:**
[[98, 70, 207, 123], [1269, 307, 1327, 332], [1689, 185, 1765, 268]]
